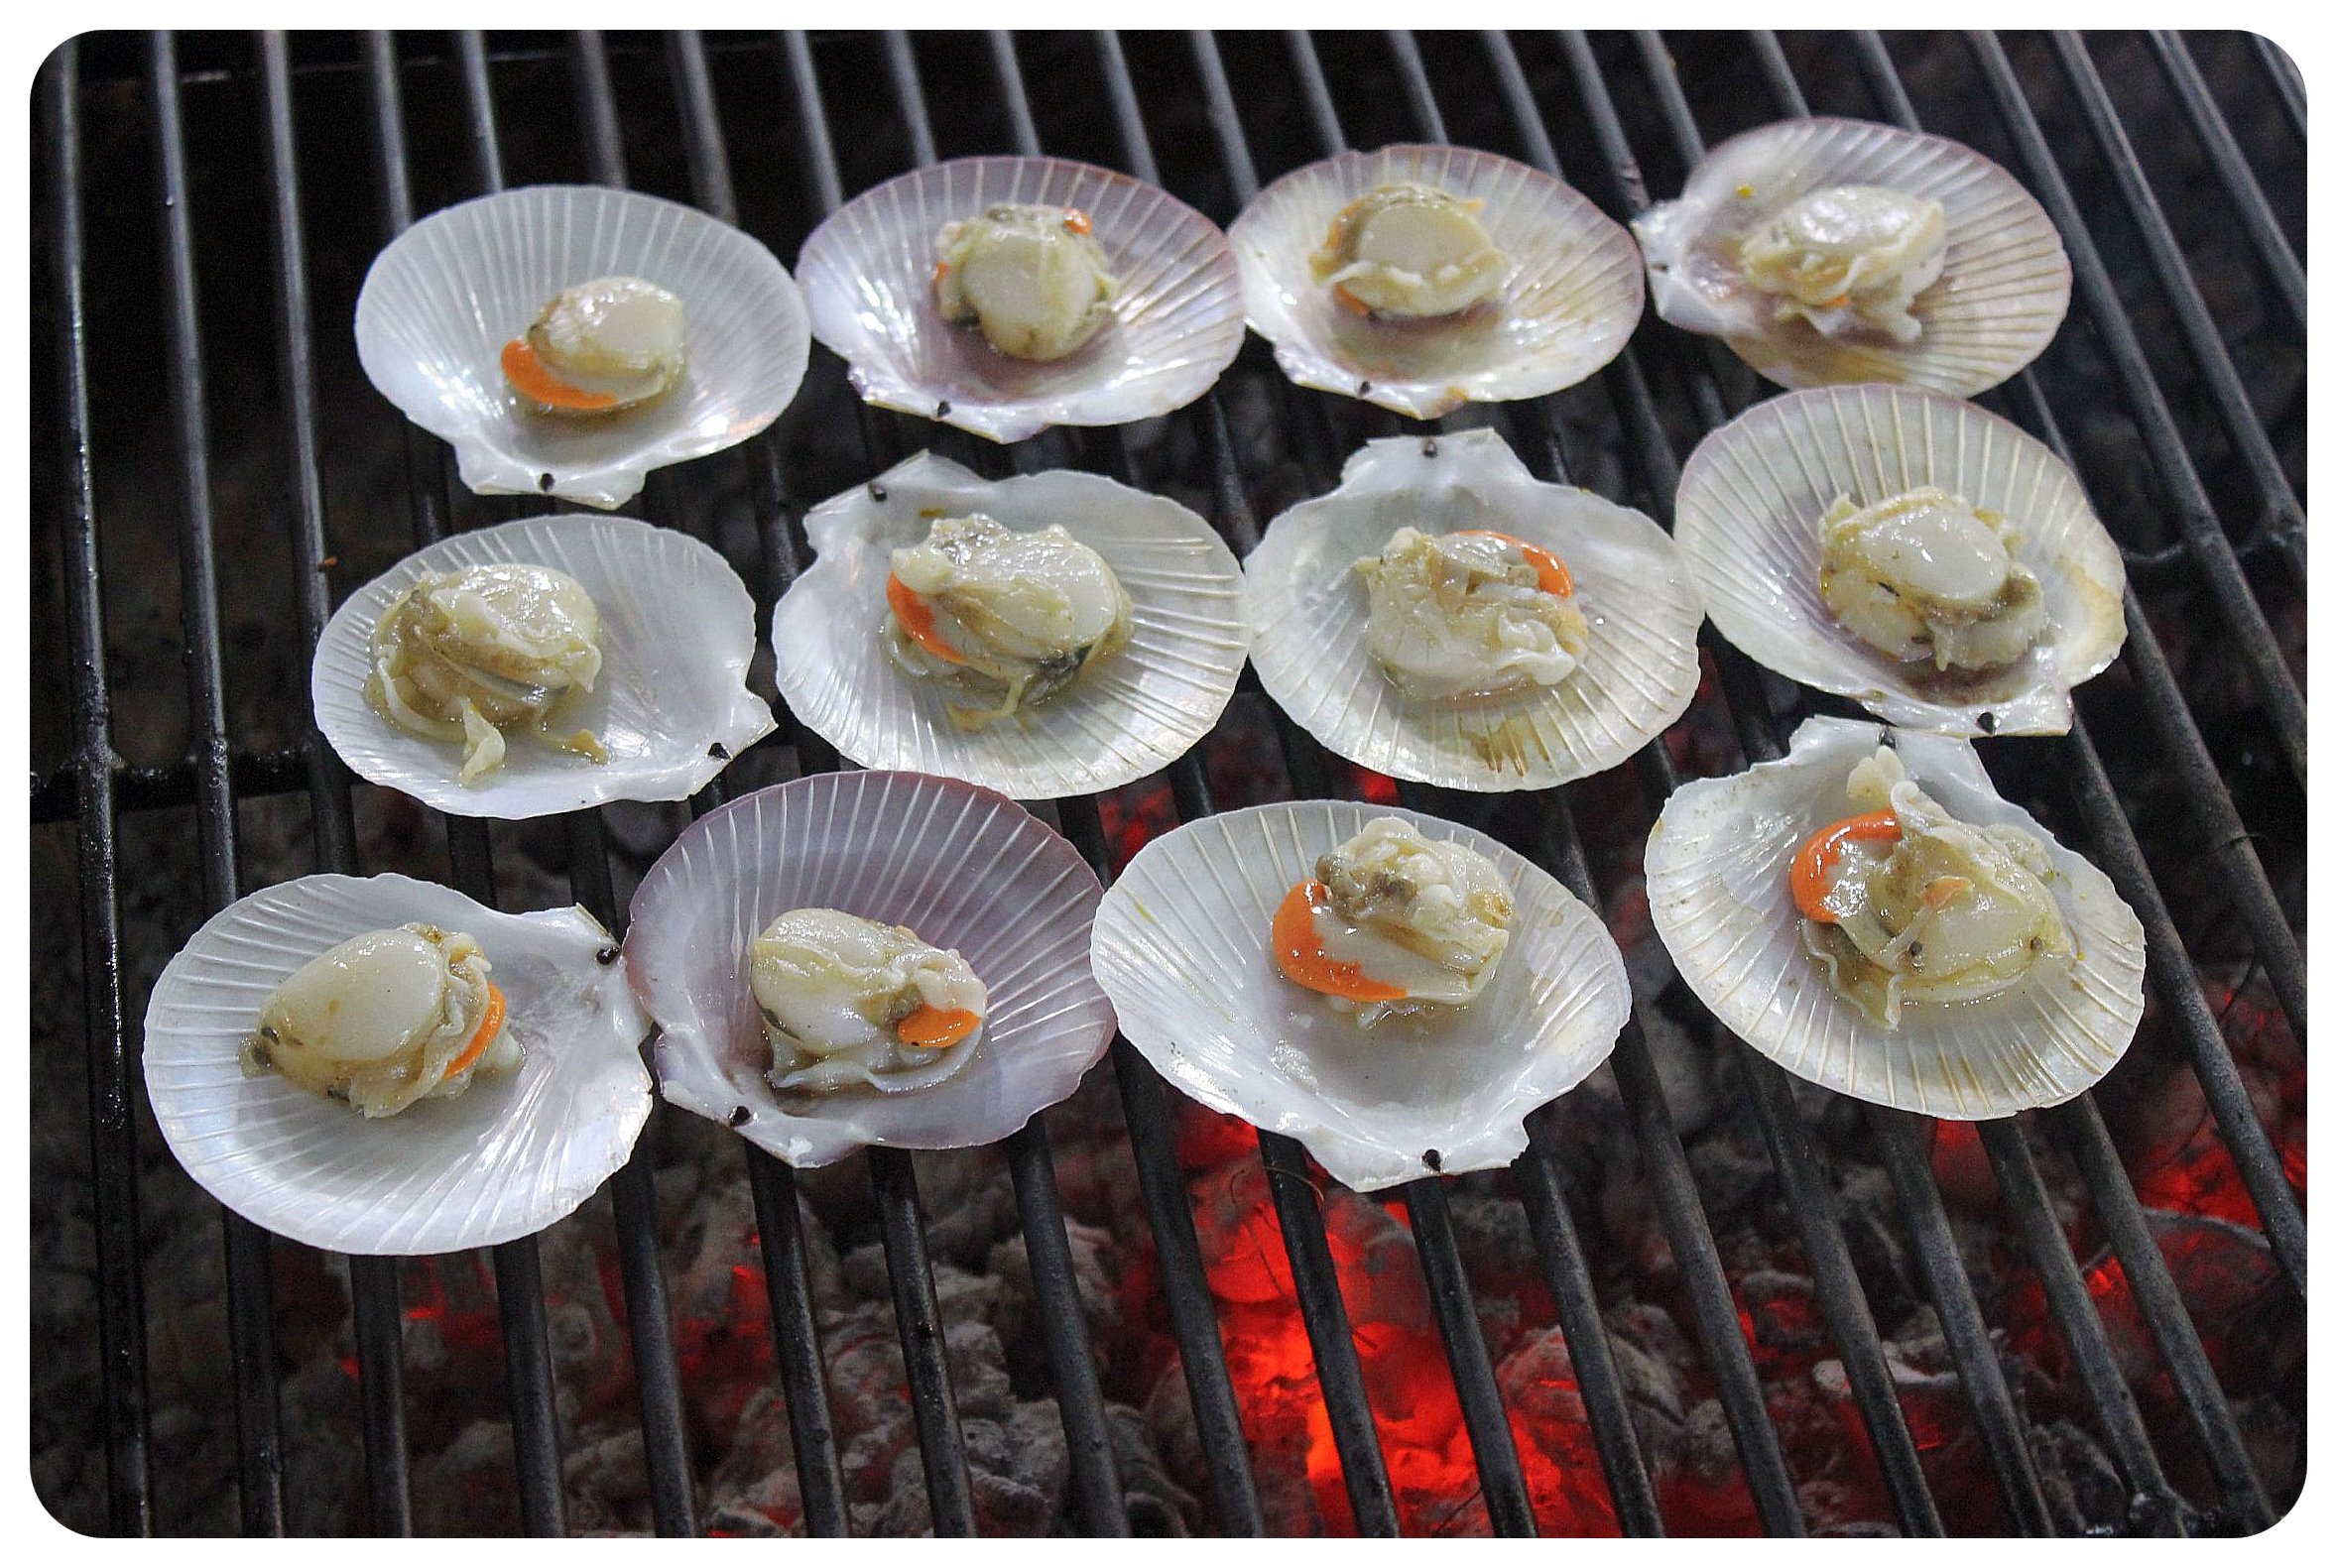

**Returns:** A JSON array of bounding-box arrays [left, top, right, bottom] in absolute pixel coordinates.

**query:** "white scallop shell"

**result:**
[[1634, 117, 2071, 398], [1244, 427, 1703, 790], [355, 184, 809, 509], [142, 873, 652, 1256], [314, 514, 776, 819], [626, 771, 1115, 1168], [1092, 799, 1629, 1192], [772, 451, 1249, 799], [1229, 144, 1645, 420], [1675, 384, 2125, 737], [1648, 717, 2145, 1118], [797, 156, 1244, 442]]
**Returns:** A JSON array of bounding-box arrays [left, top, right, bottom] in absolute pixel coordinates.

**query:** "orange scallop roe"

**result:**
[[1456, 530, 1574, 598], [886, 573, 966, 664], [499, 338, 618, 412], [440, 984, 507, 1081], [1272, 881, 1407, 1003], [897, 1005, 981, 1049], [1789, 811, 1903, 922]]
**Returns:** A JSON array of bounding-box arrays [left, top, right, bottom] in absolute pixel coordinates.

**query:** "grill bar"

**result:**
[[1960, 33, 2305, 781], [1402, 1176, 1538, 1535], [868, 1146, 979, 1534], [256, 29, 414, 1535], [2046, 33, 2303, 576], [2146, 32, 2304, 330], [2250, 35, 2306, 140], [148, 32, 290, 1537], [42, 42, 153, 1538], [746, 1150, 851, 1535], [1976, 1120, 2183, 1534]]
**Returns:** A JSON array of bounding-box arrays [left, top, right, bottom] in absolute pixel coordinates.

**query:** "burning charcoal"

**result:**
[[2029, 1418, 2130, 1535], [1105, 1403, 1201, 1536]]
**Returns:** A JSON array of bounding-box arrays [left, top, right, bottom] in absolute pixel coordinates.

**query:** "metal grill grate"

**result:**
[[33, 29, 2303, 1538]]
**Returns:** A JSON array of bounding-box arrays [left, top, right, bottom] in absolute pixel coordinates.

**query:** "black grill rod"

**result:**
[[440, 43, 570, 1535], [149, 32, 287, 1537], [1401, 1176, 1538, 1536], [774, 34, 987, 1532], [1292, 25, 1809, 1534], [744, 1149, 850, 1535], [43, 43, 153, 1537], [1748, 32, 1809, 118], [868, 1148, 979, 1534], [1384, 32, 1447, 143], [881, 33, 938, 170], [558, 33, 753, 1537], [984, 31, 1043, 158], [1866, 1111, 2055, 1534], [257, 32, 413, 1536], [1003, 1122, 1132, 1535], [2046, 1096, 2276, 1530], [1843, 34, 2305, 1053], [2046, 33, 2304, 574], [1960, 30, 2305, 779], [2250, 34, 2306, 140], [1615, 36, 2062, 1530], [2001, 382, 2305, 1290], [2147, 33, 2304, 328], [1975, 1120, 2188, 1535]]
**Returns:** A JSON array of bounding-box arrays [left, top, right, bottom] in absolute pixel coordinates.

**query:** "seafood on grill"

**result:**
[[244, 922, 518, 1117], [750, 907, 989, 1095], [1273, 816, 1516, 1028], [499, 275, 687, 417], [142, 872, 652, 1255], [1646, 716, 2146, 1118], [1633, 116, 2070, 397], [933, 201, 1121, 361], [354, 184, 806, 507], [366, 561, 607, 786], [628, 771, 1114, 1169], [1355, 526, 1590, 701], [1309, 181, 1509, 319], [1229, 144, 1644, 418], [773, 450, 1248, 799], [316, 514, 774, 818], [1243, 427, 1701, 790], [1092, 799, 1629, 1192], [798, 155, 1242, 441], [1674, 383, 2123, 736], [883, 513, 1136, 730]]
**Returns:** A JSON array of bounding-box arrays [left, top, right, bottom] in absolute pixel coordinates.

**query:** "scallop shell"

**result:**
[[1647, 716, 2145, 1119], [1244, 427, 1703, 790], [1092, 799, 1629, 1192], [627, 771, 1115, 1168], [772, 451, 1249, 799], [142, 873, 651, 1256], [355, 184, 809, 509], [1229, 144, 1645, 420], [315, 514, 776, 818], [1675, 384, 2125, 737], [797, 156, 1244, 442], [1633, 117, 2071, 398]]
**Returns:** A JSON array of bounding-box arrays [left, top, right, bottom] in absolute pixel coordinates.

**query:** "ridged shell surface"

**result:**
[[626, 771, 1114, 1167], [142, 874, 651, 1256], [1646, 716, 2146, 1118], [1244, 428, 1703, 789], [355, 184, 808, 508], [797, 156, 1243, 441], [1633, 117, 2070, 397], [1092, 800, 1630, 1191], [1229, 144, 1644, 419], [314, 514, 776, 818], [1675, 384, 2125, 736], [773, 451, 1249, 799]]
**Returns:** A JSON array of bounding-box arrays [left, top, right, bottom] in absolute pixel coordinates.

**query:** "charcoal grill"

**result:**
[[31, 30, 2304, 1538]]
